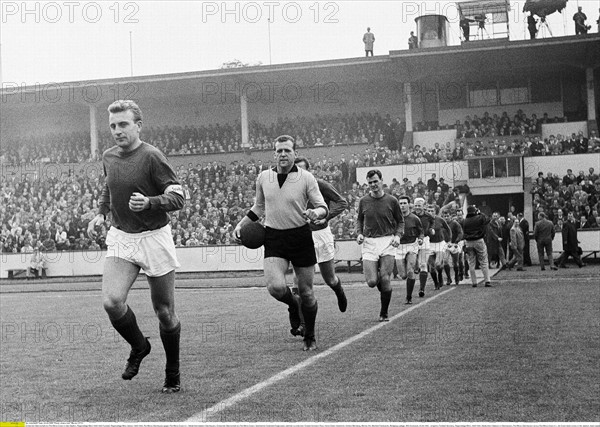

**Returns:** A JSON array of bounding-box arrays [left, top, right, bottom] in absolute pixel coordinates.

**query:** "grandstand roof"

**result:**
[[1, 33, 597, 107]]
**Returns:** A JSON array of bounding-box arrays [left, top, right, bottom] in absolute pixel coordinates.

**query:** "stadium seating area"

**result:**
[[0, 147, 464, 252], [2, 110, 599, 253], [531, 167, 600, 229], [2, 111, 597, 166]]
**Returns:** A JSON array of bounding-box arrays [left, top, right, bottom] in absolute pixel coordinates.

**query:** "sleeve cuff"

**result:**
[[246, 210, 259, 222]]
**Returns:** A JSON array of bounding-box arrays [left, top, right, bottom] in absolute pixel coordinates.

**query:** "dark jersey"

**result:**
[[400, 212, 423, 244], [430, 215, 452, 243], [357, 193, 404, 238], [448, 219, 464, 243], [415, 211, 436, 238], [99, 142, 185, 233], [307, 179, 348, 232]]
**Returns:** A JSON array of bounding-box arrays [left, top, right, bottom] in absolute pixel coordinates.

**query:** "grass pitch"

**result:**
[[1, 265, 598, 423]]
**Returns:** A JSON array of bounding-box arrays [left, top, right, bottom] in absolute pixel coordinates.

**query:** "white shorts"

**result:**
[[396, 241, 420, 259], [417, 236, 430, 252], [312, 226, 335, 264], [446, 243, 461, 255], [362, 235, 396, 262], [429, 241, 447, 254], [106, 224, 180, 277]]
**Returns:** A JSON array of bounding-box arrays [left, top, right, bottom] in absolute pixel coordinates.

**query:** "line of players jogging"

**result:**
[[356, 169, 484, 315]]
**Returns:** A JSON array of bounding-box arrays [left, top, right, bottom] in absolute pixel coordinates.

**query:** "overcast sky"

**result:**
[[0, 0, 597, 85]]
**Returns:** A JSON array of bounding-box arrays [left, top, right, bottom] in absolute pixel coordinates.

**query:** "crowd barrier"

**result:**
[[0, 240, 362, 279], [1, 232, 597, 280]]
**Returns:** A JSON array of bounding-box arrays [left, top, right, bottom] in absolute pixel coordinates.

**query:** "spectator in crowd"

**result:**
[[507, 219, 525, 271], [556, 211, 585, 268], [28, 247, 46, 279], [533, 212, 557, 271]]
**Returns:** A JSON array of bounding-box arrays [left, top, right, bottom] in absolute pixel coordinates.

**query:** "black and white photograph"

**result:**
[[1, 0, 599, 424]]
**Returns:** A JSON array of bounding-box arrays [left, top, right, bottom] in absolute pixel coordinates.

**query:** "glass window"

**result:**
[[481, 158, 494, 178], [507, 157, 521, 177], [468, 159, 481, 179], [500, 87, 529, 105], [494, 158, 507, 177]]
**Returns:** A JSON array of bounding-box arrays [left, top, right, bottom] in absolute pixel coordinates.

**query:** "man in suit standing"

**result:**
[[427, 174, 438, 193], [556, 211, 585, 268], [363, 27, 375, 57], [507, 220, 525, 271], [517, 213, 532, 266], [533, 212, 558, 271]]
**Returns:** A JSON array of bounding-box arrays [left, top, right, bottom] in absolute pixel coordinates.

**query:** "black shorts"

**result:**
[[264, 223, 316, 267]]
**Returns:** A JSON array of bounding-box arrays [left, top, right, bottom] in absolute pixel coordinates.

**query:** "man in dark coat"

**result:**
[[517, 213, 532, 266], [556, 211, 585, 268], [533, 212, 558, 270]]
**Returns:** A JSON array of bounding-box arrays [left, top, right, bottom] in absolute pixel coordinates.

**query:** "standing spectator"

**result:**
[[517, 213, 532, 266], [462, 205, 492, 287], [556, 211, 585, 268], [460, 14, 473, 41], [533, 212, 557, 270], [527, 12, 538, 39], [363, 27, 375, 56], [427, 174, 438, 193], [573, 6, 589, 34], [507, 219, 525, 271], [408, 31, 418, 49], [487, 212, 507, 269], [339, 154, 349, 189]]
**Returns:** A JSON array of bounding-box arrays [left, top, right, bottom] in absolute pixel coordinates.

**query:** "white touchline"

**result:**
[[186, 286, 456, 422]]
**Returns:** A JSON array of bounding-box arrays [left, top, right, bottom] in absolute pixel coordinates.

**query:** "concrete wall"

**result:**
[[523, 153, 600, 179], [2, 231, 598, 279], [0, 240, 362, 279], [438, 102, 563, 127], [413, 129, 458, 150], [541, 121, 588, 140]]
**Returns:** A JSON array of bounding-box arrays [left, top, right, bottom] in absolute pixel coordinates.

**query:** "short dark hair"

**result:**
[[399, 195, 411, 203], [538, 212, 547, 219], [108, 100, 143, 123], [366, 169, 382, 180], [294, 157, 310, 170], [273, 135, 296, 150]]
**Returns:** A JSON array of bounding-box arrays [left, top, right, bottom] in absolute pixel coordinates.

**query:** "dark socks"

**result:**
[[444, 265, 452, 282], [419, 271, 428, 291], [380, 290, 392, 316], [406, 278, 415, 299], [160, 322, 181, 372], [430, 271, 438, 287], [437, 269, 444, 286], [301, 301, 318, 340], [110, 306, 147, 353]]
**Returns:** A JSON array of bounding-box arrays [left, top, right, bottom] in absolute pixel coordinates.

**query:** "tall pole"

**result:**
[[129, 31, 134, 77], [268, 18, 272, 65], [0, 42, 3, 87]]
